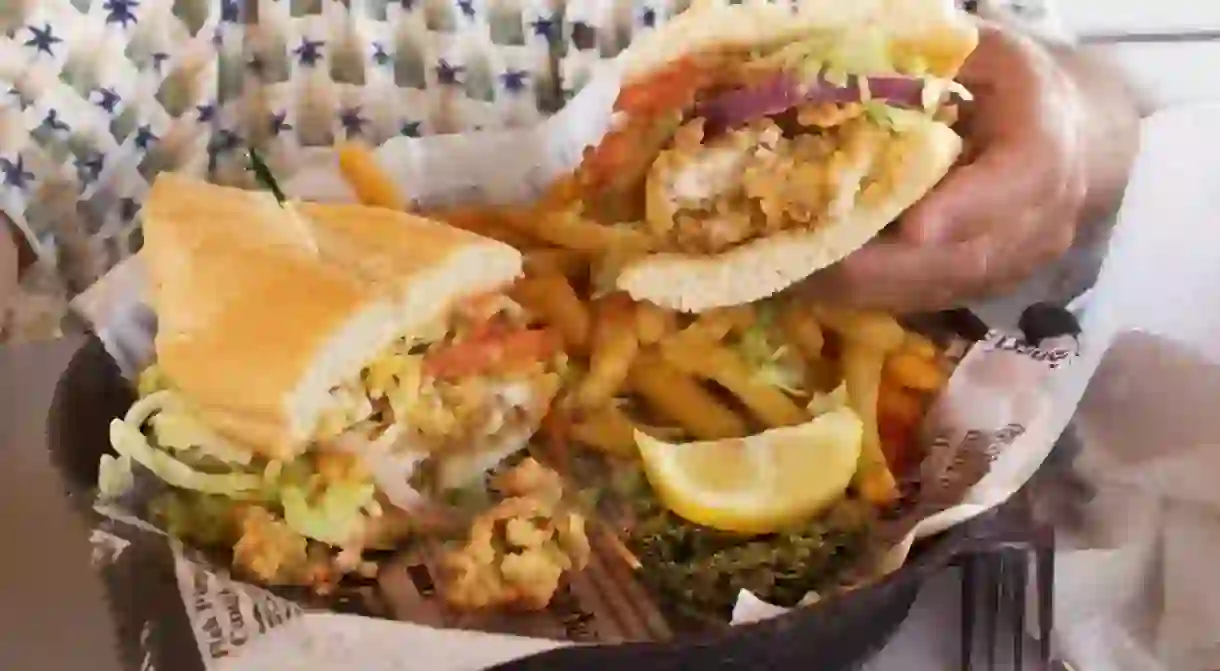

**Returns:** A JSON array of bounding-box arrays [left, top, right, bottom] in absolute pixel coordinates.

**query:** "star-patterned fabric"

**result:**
[[0, 0, 1067, 342]]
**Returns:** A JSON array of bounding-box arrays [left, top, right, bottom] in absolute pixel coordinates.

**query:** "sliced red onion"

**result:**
[[696, 73, 946, 132]]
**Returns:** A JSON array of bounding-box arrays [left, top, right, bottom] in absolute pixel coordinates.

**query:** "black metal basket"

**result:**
[[46, 336, 1049, 671]]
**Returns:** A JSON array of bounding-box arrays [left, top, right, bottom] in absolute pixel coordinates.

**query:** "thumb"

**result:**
[[896, 142, 1033, 244]]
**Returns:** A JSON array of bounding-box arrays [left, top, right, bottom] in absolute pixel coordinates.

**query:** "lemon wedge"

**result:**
[[635, 407, 864, 535]]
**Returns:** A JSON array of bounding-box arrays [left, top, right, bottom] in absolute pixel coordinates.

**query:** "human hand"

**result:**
[[800, 23, 1088, 312]]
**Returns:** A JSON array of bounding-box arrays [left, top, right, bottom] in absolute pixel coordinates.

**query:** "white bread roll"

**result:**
[[143, 175, 521, 459]]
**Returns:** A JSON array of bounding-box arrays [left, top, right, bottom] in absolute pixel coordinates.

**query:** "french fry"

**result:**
[[634, 301, 677, 345], [778, 303, 825, 362], [336, 142, 407, 211], [523, 248, 587, 280], [900, 331, 939, 360], [430, 207, 540, 250], [812, 305, 905, 354], [574, 294, 640, 410], [883, 352, 947, 392], [627, 350, 747, 440], [876, 381, 925, 428], [841, 342, 899, 505], [569, 404, 639, 458], [510, 276, 591, 354], [508, 209, 653, 254], [666, 305, 756, 347], [659, 336, 808, 429]]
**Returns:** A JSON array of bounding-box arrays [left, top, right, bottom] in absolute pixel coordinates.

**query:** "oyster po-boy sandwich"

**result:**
[[104, 174, 563, 588], [579, 0, 977, 312]]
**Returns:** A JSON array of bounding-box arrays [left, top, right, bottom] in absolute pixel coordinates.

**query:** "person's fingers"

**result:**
[[803, 201, 1074, 313], [799, 236, 1003, 311], [897, 139, 1055, 244]]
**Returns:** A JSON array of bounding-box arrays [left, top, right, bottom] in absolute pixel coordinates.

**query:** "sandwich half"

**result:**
[[105, 174, 564, 588], [577, 0, 977, 312]]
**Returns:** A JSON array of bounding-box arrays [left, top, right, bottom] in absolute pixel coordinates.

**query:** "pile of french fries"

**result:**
[[338, 144, 951, 505]]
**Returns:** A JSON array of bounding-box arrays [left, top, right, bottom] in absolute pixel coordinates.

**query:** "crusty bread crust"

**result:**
[[143, 176, 521, 459], [616, 118, 963, 313], [619, 0, 979, 86]]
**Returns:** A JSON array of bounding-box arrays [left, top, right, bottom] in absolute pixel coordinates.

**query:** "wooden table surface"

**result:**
[[0, 336, 123, 671]]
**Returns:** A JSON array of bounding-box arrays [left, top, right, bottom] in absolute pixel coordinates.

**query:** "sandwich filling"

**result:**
[[104, 292, 563, 589], [580, 28, 970, 254]]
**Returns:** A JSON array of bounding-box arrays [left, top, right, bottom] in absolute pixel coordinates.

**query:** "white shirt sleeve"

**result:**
[[972, 0, 1077, 45]]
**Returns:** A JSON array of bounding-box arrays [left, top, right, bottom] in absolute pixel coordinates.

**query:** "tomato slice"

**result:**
[[423, 328, 561, 380], [615, 57, 714, 116]]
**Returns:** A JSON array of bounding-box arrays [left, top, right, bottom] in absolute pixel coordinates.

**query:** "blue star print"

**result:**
[[457, 0, 476, 18], [1, 155, 34, 190], [24, 24, 63, 57], [570, 21, 596, 51], [269, 112, 292, 136], [435, 60, 464, 86], [220, 0, 241, 22], [133, 125, 157, 151], [501, 70, 528, 93], [641, 7, 657, 28], [39, 110, 70, 134], [103, 0, 140, 28], [94, 88, 122, 114], [400, 121, 421, 137], [119, 197, 142, 222], [372, 42, 392, 67], [340, 108, 366, 138], [197, 104, 216, 124], [531, 16, 557, 41], [77, 153, 104, 185], [294, 39, 325, 68]]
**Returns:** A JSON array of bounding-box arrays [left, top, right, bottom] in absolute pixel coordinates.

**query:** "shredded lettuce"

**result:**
[[98, 453, 134, 499], [736, 304, 807, 396], [151, 408, 253, 467], [807, 382, 850, 417], [863, 102, 930, 133], [755, 28, 894, 83], [109, 419, 265, 496], [281, 482, 376, 546], [136, 365, 171, 398], [152, 491, 245, 547]]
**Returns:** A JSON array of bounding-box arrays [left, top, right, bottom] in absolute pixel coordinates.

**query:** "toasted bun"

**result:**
[[616, 118, 962, 312], [620, 0, 978, 85], [144, 176, 521, 459]]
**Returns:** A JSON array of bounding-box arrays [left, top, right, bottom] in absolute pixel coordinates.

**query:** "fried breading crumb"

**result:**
[[233, 507, 310, 585], [439, 458, 590, 611]]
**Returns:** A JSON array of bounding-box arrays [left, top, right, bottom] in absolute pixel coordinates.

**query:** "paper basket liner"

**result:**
[[8, 0, 1079, 668]]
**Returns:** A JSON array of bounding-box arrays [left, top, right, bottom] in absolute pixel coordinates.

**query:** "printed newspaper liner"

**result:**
[[68, 256, 1077, 671]]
